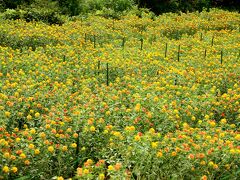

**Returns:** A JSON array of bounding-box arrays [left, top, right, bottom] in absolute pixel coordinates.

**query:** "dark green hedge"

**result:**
[[138, 0, 240, 14]]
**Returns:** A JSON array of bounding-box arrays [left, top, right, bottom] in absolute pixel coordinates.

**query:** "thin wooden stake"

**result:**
[[211, 35, 214, 46], [98, 60, 100, 75], [220, 50, 223, 64], [204, 49, 207, 59], [177, 45, 180, 62], [165, 43, 168, 58], [122, 37, 125, 49], [140, 38, 143, 50], [200, 33, 203, 41], [112, 19, 115, 30], [106, 63, 109, 86]]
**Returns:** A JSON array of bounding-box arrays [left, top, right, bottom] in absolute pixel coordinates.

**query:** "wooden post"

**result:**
[[140, 38, 143, 50], [174, 75, 177, 85], [220, 50, 223, 64], [200, 33, 203, 41], [106, 63, 109, 86], [177, 45, 180, 62], [84, 33, 87, 43], [211, 35, 214, 46], [204, 49, 207, 59], [98, 60, 100, 75], [122, 37, 125, 49], [112, 19, 115, 30], [165, 43, 168, 58]]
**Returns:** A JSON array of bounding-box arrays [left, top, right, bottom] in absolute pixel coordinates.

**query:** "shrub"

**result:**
[[0, 31, 60, 51], [1, 8, 64, 25]]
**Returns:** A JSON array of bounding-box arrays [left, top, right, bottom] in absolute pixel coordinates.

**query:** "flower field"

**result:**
[[0, 9, 240, 180]]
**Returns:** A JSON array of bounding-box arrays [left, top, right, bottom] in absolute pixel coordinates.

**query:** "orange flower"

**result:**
[[171, 151, 177, 156], [188, 154, 195, 159], [114, 163, 122, 171]]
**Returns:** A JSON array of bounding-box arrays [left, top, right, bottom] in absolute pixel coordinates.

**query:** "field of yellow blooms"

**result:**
[[0, 9, 240, 180]]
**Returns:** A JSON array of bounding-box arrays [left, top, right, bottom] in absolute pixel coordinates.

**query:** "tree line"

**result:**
[[0, 0, 239, 16]]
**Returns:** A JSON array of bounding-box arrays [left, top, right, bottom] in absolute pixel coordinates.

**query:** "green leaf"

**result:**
[[15, 176, 31, 180]]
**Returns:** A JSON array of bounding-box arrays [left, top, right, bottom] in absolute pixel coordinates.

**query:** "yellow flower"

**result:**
[[20, 153, 26, 159], [39, 132, 46, 138], [147, 112, 152, 118], [229, 149, 235, 154], [98, 173, 105, 180], [213, 164, 218, 169], [30, 128, 36, 134], [3, 152, 10, 158], [134, 135, 141, 141], [10, 155, 16, 160], [11, 167, 18, 173], [28, 144, 35, 149], [24, 160, 30, 165], [149, 128, 155, 134], [77, 167, 83, 176], [2, 166, 9, 173], [48, 146, 54, 153], [27, 114, 32, 120], [83, 169, 89, 175], [5, 111, 11, 118], [208, 161, 214, 166], [205, 115, 209, 120], [171, 151, 177, 157], [57, 176, 64, 180], [134, 103, 141, 112], [153, 96, 159, 102], [90, 126, 96, 132], [105, 111, 111, 115], [35, 112, 40, 118], [157, 151, 163, 158], [85, 159, 93, 166], [108, 165, 114, 171], [73, 133, 78, 138], [209, 121, 216, 127], [71, 143, 77, 148], [230, 124, 236, 128], [34, 149, 40, 155], [62, 146, 68, 152], [225, 164, 230, 170], [151, 142, 158, 148], [235, 134, 240, 141], [220, 118, 227, 124]]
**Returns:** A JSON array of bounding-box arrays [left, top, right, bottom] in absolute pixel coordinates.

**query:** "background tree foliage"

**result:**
[[138, 0, 240, 14], [0, 0, 239, 21], [1, 0, 239, 15]]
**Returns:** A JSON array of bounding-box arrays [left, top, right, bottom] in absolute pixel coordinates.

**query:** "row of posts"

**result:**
[[85, 33, 226, 64]]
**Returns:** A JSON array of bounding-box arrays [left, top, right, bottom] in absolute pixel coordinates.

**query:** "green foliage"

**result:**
[[0, 30, 60, 51], [139, 0, 239, 14], [1, 8, 64, 25], [0, 0, 31, 10], [57, 0, 136, 17], [58, 0, 81, 16], [139, 0, 212, 14]]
